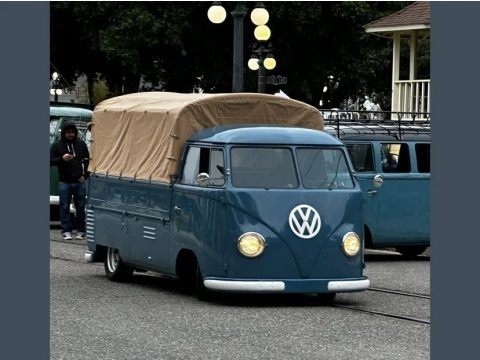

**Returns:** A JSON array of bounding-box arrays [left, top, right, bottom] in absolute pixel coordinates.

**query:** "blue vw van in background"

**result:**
[[323, 111, 430, 257], [84, 92, 370, 301]]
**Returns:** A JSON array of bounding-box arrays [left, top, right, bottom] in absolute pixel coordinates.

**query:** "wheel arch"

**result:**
[[364, 225, 373, 249], [175, 248, 199, 280]]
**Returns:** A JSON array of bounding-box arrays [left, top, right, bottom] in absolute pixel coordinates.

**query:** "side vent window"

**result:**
[[181, 146, 225, 187]]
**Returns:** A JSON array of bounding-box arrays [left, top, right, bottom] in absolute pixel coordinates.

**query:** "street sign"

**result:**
[[266, 75, 288, 85], [63, 86, 80, 95]]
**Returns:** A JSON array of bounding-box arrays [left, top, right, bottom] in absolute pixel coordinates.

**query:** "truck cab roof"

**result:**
[[189, 125, 342, 146]]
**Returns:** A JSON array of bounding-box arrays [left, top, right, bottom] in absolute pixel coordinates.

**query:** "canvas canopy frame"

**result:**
[[88, 92, 324, 183]]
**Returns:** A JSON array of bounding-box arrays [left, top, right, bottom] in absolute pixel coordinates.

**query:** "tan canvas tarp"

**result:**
[[88, 92, 324, 183]]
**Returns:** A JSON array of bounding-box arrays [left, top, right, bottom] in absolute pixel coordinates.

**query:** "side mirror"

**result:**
[[196, 172, 210, 185], [373, 174, 384, 189]]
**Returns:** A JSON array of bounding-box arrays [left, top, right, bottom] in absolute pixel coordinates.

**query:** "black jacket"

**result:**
[[50, 120, 90, 183]]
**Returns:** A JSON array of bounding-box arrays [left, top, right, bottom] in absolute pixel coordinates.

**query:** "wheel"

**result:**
[[195, 264, 214, 301], [316, 292, 336, 304], [395, 245, 428, 258], [104, 247, 134, 282]]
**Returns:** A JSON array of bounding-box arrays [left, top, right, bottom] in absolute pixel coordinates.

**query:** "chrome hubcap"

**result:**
[[107, 247, 119, 273]]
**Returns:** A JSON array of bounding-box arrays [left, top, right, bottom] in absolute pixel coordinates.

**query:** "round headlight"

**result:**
[[237, 232, 266, 258], [342, 232, 361, 257]]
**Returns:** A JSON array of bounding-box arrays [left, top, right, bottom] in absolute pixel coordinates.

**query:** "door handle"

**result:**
[[174, 206, 182, 213], [367, 190, 377, 196]]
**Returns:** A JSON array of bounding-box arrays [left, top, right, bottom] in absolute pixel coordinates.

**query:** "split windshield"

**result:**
[[230, 147, 354, 189], [296, 148, 354, 189]]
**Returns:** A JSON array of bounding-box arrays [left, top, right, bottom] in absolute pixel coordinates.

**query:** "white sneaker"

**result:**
[[62, 232, 72, 240], [76, 232, 85, 240]]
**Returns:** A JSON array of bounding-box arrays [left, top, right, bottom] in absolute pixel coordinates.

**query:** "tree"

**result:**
[[51, 2, 206, 99], [263, 1, 413, 108], [51, 2, 420, 109]]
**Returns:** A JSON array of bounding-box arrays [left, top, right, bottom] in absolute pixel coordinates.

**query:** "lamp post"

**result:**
[[207, 2, 270, 93], [247, 4, 276, 93], [327, 75, 334, 107], [248, 42, 276, 93], [322, 75, 339, 108], [50, 72, 63, 102]]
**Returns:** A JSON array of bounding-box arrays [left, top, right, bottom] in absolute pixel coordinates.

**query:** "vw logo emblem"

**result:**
[[289, 205, 321, 239]]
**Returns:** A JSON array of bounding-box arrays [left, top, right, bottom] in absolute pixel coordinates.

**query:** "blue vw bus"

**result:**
[[85, 93, 369, 300], [324, 111, 430, 257]]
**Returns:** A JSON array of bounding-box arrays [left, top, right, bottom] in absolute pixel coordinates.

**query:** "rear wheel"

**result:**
[[395, 245, 428, 258], [104, 247, 134, 282]]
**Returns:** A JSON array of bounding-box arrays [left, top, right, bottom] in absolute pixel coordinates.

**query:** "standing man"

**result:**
[[50, 120, 90, 240]]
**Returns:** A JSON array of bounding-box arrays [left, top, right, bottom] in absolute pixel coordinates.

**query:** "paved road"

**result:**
[[50, 226, 430, 360]]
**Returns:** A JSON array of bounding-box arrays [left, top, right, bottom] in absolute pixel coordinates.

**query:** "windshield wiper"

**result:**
[[328, 154, 342, 190]]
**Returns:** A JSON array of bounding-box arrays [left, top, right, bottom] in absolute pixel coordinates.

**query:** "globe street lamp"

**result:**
[[248, 41, 276, 93], [50, 72, 63, 102], [207, 2, 270, 93], [250, 3, 269, 25], [207, 2, 227, 24]]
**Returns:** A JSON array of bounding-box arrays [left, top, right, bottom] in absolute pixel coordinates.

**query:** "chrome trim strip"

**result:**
[[328, 279, 370, 292], [204, 280, 285, 292], [84, 251, 94, 263]]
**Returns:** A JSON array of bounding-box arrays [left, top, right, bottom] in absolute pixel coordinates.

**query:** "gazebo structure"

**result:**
[[364, 1, 430, 119]]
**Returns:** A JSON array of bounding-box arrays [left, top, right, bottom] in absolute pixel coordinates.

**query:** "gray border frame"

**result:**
[[431, 2, 480, 359], [1, 2, 479, 359], [0, 2, 49, 358]]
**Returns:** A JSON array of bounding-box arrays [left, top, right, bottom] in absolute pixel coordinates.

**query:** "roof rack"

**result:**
[[50, 101, 94, 110], [319, 109, 430, 140]]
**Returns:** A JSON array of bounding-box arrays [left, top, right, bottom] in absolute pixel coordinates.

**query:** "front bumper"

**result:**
[[203, 277, 370, 294]]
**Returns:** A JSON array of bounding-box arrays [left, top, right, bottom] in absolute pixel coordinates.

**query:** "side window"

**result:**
[[415, 143, 430, 173], [346, 144, 374, 172], [50, 117, 89, 143], [181, 147, 200, 184], [181, 146, 225, 187], [381, 143, 411, 173]]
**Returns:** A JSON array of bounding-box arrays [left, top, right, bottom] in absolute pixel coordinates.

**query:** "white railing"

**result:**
[[393, 79, 430, 120]]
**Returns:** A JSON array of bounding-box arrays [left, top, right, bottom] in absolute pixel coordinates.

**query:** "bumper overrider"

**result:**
[[203, 277, 370, 293]]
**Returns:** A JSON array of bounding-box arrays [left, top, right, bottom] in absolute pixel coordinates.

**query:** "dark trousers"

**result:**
[[59, 181, 86, 234]]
